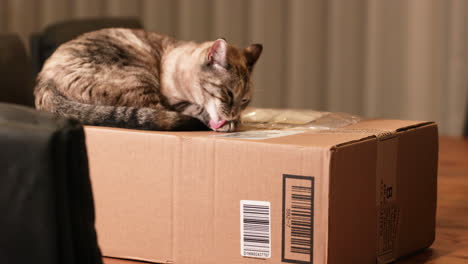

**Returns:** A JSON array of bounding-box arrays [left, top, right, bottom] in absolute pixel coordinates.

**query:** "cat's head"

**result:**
[[198, 39, 262, 132]]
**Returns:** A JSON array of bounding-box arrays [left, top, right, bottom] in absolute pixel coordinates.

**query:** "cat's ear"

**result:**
[[244, 44, 263, 70], [207, 39, 228, 68]]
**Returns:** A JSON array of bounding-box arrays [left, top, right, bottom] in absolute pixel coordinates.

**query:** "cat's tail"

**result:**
[[35, 81, 207, 131]]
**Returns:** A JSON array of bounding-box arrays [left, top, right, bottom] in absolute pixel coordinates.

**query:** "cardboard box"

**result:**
[[85, 118, 438, 264]]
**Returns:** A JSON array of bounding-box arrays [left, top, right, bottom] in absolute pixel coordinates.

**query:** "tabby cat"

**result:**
[[34, 28, 262, 132]]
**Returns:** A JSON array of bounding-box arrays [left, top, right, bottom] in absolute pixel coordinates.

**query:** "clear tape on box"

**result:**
[[240, 108, 362, 131]]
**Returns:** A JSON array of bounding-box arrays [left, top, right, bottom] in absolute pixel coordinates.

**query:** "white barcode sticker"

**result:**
[[240, 200, 271, 259]]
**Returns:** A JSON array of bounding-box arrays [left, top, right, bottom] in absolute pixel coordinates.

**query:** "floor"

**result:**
[[104, 137, 468, 264]]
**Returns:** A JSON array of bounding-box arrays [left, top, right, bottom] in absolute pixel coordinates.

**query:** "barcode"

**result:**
[[240, 200, 271, 258], [290, 185, 312, 255], [282, 174, 313, 263]]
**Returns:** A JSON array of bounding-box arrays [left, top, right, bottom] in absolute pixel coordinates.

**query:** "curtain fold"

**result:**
[[0, 0, 466, 135]]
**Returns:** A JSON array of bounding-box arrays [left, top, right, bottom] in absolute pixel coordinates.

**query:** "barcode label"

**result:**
[[240, 200, 271, 258], [283, 175, 314, 264], [290, 185, 313, 254]]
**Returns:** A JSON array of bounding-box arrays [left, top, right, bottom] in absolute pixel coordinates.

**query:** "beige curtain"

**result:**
[[0, 0, 467, 135]]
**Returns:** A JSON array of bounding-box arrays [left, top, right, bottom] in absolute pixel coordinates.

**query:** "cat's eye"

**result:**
[[241, 98, 250, 104]]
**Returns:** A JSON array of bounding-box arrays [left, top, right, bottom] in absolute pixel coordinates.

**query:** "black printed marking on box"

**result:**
[[377, 179, 400, 261], [282, 174, 314, 264]]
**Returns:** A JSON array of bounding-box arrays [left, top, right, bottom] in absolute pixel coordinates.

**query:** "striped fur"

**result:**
[[34, 28, 262, 132]]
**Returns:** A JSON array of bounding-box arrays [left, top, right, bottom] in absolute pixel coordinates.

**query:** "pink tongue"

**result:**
[[209, 120, 226, 129]]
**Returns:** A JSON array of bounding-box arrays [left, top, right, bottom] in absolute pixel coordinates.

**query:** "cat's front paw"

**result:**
[[212, 120, 238, 132]]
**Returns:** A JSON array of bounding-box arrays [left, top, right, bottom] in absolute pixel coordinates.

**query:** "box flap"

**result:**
[[85, 118, 433, 152], [84, 126, 379, 151]]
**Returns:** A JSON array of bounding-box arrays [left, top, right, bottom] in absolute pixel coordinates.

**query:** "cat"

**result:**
[[34, 28, 262, 132]]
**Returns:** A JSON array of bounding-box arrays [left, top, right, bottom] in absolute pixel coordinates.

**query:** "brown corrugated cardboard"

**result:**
[[85, 118, 438, 264]]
